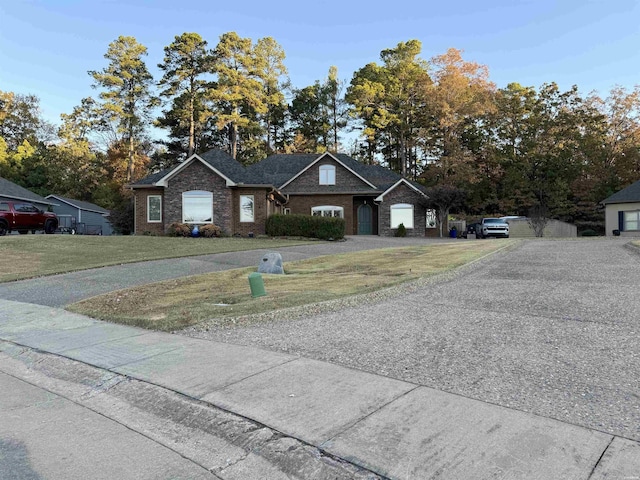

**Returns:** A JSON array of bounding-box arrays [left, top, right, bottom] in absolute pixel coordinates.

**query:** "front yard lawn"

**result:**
[[68, 240, 514, 331], [0, 235, 315, 282]]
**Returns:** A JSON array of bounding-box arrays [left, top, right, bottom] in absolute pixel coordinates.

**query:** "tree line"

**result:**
[[2, 32, 639, 233]]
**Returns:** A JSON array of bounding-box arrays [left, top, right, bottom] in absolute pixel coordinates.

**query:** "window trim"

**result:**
[[311, 205, 344, 218], [319, 164, 336, 185], [147, 195, 162, 223], [182, 190, 213, 224], [239, 194, 255, 223], [390, 203, 414, 229]]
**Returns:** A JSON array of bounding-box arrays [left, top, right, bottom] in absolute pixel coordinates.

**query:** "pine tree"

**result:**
[[89, 36, 158, 181]]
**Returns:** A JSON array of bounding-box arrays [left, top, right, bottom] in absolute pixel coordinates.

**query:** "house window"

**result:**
[[623, 211, 640, 231], [426, 209, 437, 229], [390, 203, 414, 229], [319, 165, 336, 185], [311, 205, 343, 218], [240, 195, 254, 222], [182, 190, 213, 224], [147, 195, 162, 223]]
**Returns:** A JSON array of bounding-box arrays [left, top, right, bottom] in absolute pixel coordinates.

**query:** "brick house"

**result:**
[[129, 149, 432, 237]]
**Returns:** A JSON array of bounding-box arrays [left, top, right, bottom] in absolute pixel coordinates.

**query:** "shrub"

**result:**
[[199, 223, 222, 238], [266, 214, 345, 240], [167, 222, 191, 237], [395, 223, 407, 237], [580, 229, 599, 237]]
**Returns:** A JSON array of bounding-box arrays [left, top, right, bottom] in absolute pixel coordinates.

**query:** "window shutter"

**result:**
[[618, 211, 624, 231]]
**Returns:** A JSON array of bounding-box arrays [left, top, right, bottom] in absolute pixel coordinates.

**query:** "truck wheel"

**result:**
[[0, 222, 7, 236], [44, 220, 57, 234]]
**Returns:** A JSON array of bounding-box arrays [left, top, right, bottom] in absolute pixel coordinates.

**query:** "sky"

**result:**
[[1, 0, 640, 129]]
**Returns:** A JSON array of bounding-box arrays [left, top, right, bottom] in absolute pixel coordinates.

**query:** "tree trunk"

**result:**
[[400, 130, 407, 177], [127, 134, 135, 183], [332, 97, 338, 152], [188, 78, 195, 157], [231, 122, 238, 160]]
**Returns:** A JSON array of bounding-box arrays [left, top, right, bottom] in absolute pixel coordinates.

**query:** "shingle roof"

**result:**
[[244, 154, 320, 186], [131, 150, 248, 187], [244, 152, 410, 191], [132, 149, 426, 194], [0, 177, 57, 205], [602, 179, 640, 204], [199, 149, 247, 182], [45, 195, 109, 214], [133, 169, 172, 186]]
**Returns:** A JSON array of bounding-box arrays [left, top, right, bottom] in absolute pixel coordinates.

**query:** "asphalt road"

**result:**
[[185, 239, 640, 442]]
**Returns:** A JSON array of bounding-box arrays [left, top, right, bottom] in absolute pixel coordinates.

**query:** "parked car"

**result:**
[[0, 201, 58, 235], [477, 217, 509, 239]]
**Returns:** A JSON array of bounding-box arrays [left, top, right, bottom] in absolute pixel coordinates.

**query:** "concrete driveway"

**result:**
[[187, 239, 640, 442]]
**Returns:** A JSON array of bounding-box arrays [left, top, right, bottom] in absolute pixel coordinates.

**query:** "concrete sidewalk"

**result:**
[[1, 299, 638, 479]]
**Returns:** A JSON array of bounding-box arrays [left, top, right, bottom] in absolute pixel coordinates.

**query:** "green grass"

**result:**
[[68, 240, 514, 331], [0, 235, 315, 282]]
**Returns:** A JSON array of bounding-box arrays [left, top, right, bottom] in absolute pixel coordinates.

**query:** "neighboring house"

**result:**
[[129, 149, 431, 237], [45, 195, 113, 235], [0, 176, 58, 210], [602, 179, 640, 236]]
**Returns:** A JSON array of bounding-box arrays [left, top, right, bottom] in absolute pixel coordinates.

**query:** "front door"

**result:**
[[357, 203, 373, 235]]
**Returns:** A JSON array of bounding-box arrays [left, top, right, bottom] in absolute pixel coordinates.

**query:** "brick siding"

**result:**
[[164, 160, 233, 234], [283, 157, 372, 193], [232, 187, 274, 236], [133, 188, 165, 235], [286, 194, 356, 234], [378, 183, 427, 237]]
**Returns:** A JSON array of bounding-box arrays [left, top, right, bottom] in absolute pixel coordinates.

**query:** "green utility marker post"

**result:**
[[248, 272, 267, 298]]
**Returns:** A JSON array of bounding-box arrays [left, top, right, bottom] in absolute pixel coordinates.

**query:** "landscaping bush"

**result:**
[[199, 223, 223, 238], [580, 229, 599, 237], [395, 223, 407, 237], [266, 214, 345, 240], [167, 222, 192, 237]]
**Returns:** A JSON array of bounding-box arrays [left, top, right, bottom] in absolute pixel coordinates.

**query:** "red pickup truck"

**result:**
[[0, 201, 58, 235]]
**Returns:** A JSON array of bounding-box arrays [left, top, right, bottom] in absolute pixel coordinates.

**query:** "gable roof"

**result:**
[[131, 149, 424, 195], [0, 177, 57, 205], [602, 179, 640, 204], [45, 195, 110, 215], [130, 150, 246, 188], [245, 152, 403, 190], [275, 152, 377, 190], [374, 178, 429, 202]]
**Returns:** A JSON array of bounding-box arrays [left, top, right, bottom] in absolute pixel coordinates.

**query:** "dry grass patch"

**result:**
[[69, 240, 513, 331]]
